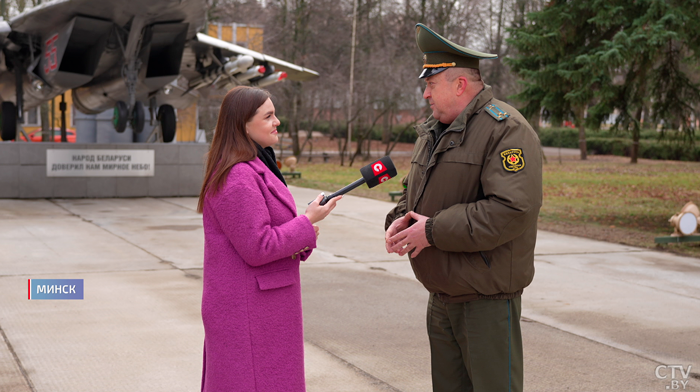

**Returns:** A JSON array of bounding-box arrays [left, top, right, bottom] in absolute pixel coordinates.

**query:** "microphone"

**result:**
[[310, 156, 398, 206]]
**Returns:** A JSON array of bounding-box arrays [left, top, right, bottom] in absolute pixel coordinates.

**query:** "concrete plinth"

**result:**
[[0, 143, 208, 198]]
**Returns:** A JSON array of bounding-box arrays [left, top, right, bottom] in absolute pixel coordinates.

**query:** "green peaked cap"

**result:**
[[415, 23, 497, 78]]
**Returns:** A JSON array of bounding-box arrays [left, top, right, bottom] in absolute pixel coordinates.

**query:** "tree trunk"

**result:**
[[290, 83, 302, 156], [576, 106, 587, 160], [382, 104, 392, 144], [630, 138, 639, 164], [529, 111, 540, 135], [630, 107, 643, 164], [342, 0, 358, 166]]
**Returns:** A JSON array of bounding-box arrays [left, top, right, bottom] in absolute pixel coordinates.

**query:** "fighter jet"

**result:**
[[0, 0, 318, 143]]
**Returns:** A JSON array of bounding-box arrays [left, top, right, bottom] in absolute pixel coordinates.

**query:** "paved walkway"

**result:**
[[0, 187, 697, 391]]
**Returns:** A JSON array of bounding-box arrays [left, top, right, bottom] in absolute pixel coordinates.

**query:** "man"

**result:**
[[385, 23, 542, 392]]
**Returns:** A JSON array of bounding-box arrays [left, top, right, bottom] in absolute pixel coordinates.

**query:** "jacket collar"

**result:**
[[417, 84, 494, 137], [247, 158, 298, 217]]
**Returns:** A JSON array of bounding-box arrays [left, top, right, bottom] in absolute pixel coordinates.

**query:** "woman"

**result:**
[[197, 86, 339, 391]]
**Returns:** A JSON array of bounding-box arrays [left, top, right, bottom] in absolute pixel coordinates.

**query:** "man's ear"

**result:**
[[455, 76, 468, 96]]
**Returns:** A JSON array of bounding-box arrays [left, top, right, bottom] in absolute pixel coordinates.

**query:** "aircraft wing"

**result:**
[[0, 0, 320, 142], [191, 33, 319, 82]]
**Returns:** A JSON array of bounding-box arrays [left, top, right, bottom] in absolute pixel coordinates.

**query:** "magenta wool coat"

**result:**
[[201, 157, 317, 392]]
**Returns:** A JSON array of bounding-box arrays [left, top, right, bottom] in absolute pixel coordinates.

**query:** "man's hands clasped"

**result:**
[[385, 211, 432, 257]]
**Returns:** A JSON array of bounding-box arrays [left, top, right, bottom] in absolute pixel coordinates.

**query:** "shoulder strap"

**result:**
[[484, 103, 510, 121]]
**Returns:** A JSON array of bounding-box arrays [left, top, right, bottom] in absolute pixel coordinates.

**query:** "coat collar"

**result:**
[[247, 158, 298, 217], [417, 84, 494, 137]]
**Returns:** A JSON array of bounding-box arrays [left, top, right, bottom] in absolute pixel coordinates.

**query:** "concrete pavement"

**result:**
[[0, 187, 698, 391]]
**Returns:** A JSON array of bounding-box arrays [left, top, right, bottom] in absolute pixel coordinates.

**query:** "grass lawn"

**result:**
[[285, 153, 700, 258]]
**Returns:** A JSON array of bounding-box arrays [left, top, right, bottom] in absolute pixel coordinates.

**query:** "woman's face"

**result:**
[[246, 98, 280, 149]]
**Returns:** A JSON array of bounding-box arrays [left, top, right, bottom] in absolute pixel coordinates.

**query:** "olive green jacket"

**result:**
[[385, 85, 542, 302]]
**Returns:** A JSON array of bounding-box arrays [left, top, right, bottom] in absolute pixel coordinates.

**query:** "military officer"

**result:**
[[385, 23, 543, 392]]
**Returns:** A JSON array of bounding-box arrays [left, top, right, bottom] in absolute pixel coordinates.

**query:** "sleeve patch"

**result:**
[[500, 149, 525, 172], [485, 104, 510, 121]]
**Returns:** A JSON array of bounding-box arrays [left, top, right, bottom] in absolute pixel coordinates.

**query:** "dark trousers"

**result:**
[[427, 293, 523, 392]]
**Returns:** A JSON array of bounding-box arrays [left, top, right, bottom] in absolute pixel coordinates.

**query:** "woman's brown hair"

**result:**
[[197, 86, 271, 213]]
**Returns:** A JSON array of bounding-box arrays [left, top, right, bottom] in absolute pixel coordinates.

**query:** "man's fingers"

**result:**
[[398, 244, 414, 257], [391, 240, 410, 254], [410, 245, 424, 258], [389, 230, 408, 244]]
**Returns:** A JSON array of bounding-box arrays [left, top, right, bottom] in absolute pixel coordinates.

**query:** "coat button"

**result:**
[[449, 141, 455, 146]]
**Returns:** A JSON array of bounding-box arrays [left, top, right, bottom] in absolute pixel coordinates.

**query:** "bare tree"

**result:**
[[212, 0, 542, 166]]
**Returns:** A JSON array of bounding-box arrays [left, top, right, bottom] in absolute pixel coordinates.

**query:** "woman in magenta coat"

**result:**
[[197, 86, 340, 391]]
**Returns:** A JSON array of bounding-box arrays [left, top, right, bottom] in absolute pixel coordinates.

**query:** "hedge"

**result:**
[[538, 128, 700, 161]]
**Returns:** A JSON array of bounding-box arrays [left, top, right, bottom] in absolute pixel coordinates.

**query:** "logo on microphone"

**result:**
[[372, 161, 387, 175], [379, 175, 390, 183]]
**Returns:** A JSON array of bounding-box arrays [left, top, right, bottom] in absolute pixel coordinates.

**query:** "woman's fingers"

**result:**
[[325, 195, 341, 210]]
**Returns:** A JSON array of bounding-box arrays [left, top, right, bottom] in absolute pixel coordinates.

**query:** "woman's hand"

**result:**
[[304, 193, 341, 224]]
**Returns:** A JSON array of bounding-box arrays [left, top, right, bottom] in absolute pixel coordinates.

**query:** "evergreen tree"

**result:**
[[507, 0, 700, 163], [507, 0, 611, 160], [584, 0, 700, 163]]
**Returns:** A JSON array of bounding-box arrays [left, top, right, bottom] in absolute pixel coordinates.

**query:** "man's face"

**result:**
[[423, 71, 456, 123]]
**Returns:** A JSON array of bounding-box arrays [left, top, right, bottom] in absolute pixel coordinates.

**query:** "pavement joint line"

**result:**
[[608, 281, 700, 302], [0, 323, 36, 392], [521, 316, 678, 368], [303, 339, 403, 392], [532, 261, 700, 301], [0, 268, 183, 278], [18, 223, 61, 257], [534, 250, 647, 256], [356, 260, 410, 263], [47, 199, 198, 277], [156, 197, 198, 212], [326, 212, 379, 224]]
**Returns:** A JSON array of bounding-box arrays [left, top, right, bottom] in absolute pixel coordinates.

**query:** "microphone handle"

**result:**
[[315, 178, 366, 206]]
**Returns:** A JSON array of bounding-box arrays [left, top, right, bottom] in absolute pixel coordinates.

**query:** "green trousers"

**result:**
[[427, 293, 523, 392]]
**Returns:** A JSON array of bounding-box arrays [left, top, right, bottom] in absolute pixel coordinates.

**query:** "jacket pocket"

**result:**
[[256, 269, 296, 291], [437, 150, 483, 165]]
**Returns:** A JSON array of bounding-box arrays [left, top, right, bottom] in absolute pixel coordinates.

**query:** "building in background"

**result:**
[[21, 94, 75, 135]]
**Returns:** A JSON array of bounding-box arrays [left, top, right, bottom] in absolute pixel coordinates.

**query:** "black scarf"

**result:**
[[255, 142, 287, 187]]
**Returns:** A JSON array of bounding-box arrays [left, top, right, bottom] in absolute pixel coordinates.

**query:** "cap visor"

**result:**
[[419, 67, 448, 79]]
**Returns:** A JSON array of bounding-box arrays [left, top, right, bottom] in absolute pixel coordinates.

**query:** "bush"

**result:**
[[537, 127, 580, 148], [586, 137, 630, 156], [538, 127, 700, 161]]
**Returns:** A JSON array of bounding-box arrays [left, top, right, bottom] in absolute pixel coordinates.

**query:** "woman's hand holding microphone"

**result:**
[[304, 193, 341, 239]]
